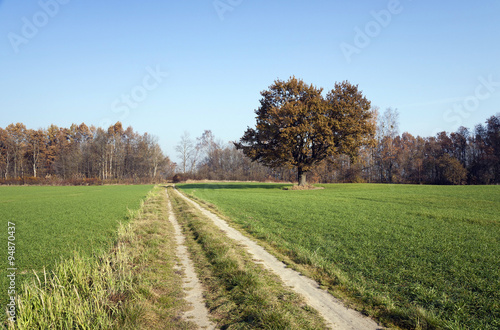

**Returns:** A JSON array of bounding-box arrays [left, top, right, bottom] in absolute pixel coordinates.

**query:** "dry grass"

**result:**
[[8, 186, 194, 329]]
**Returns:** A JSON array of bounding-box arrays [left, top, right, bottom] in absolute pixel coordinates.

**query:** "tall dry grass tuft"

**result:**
[[8, 223, 140, 329], [7, 186, 193, 329]]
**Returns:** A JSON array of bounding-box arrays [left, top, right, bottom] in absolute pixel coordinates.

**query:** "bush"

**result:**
[[0, 176, 168, 186], [172, 173, 188, 183], [0, 177, 46, 185]]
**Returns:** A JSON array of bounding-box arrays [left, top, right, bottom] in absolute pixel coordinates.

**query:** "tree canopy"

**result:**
[[235, 77, 376, 186], [0, 122, 174, 184]]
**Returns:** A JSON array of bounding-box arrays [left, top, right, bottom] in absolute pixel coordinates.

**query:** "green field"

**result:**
[[0, 185, 153, 317], [178, 183, 500, 329]]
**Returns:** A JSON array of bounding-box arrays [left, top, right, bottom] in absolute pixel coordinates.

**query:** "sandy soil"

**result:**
[[173, 188, 383, 330], [166, 190, 215, 329]]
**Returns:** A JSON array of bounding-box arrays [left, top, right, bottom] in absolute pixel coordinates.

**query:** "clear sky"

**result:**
[[1, 0, 499, 161]]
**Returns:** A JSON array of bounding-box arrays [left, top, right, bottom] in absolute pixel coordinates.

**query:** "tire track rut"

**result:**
[[166, 190, 215, 329]]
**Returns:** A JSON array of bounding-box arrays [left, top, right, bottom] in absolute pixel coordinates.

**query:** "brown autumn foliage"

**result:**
[[1, 110, 497, 186], [0, 122, 175, 185], [306, 112, 499, 185], [186, 112, 499, 186], [234, 77, 376, 186]]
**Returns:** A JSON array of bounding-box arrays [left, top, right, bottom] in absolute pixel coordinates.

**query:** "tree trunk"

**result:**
[[298, 166, 307, 186], [6, 152, 10, 179]]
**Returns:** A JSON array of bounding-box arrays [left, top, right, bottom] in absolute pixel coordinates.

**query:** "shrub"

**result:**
[[172, 173, 188, 183]]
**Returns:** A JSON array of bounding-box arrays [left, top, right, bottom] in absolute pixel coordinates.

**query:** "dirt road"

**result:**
[[166, 190, 215, 329], [172, 188, 382, 330]]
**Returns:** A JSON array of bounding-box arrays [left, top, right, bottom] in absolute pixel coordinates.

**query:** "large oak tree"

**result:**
[[235, 77, 376, 186]]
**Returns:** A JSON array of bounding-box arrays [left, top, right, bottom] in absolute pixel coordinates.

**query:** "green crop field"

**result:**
[[178, 183, 500, 329], [0, 185, 153, 318]]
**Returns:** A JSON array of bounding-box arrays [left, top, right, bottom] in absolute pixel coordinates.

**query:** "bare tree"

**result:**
[[175, 131, 195, 174], [377, 107, 400, 139], [375, 108, 400, 182], [6, 123, 27, 178], [26, 129, 46, 178]]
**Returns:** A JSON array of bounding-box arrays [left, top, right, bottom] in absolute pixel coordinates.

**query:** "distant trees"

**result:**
[[5, 123, 27, 178], [173, 129, 293, 182], [375, 108, 400, 183], [173, 112, 499, 185], [4, 112, 497, 186], [0, 122, 174, 184], [234, 77, 376, 186], [173, 89, 497, 186], [468, 115, 500, 184], [305, 112, 500, 185], [26, 128, 46, 178]]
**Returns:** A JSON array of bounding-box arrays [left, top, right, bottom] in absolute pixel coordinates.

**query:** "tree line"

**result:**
[[311, 109, 500, 185], [177, 111, 499, 185], [1, 113, 497, 186], [2, 84, 498, 187], [177, 77, 499, 186], [0, 122, 175, 184]]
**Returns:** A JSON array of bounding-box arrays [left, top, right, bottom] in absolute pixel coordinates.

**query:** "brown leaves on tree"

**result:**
[[235, 76, 376, 186], [0, 121, 175, 182]]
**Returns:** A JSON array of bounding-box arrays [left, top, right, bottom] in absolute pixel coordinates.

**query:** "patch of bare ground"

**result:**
[[184, 179, 293, 184], [282, 185, 325, 190]]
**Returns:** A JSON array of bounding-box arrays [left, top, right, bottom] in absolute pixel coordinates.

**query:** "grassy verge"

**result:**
[[7, 186, 194, 329], [169, 187, 328, 329], [178, 183, 500, 329], [0, 185, 154, 320]]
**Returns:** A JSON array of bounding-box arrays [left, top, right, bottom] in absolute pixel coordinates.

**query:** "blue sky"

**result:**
[[1, 0, 499, 161]]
